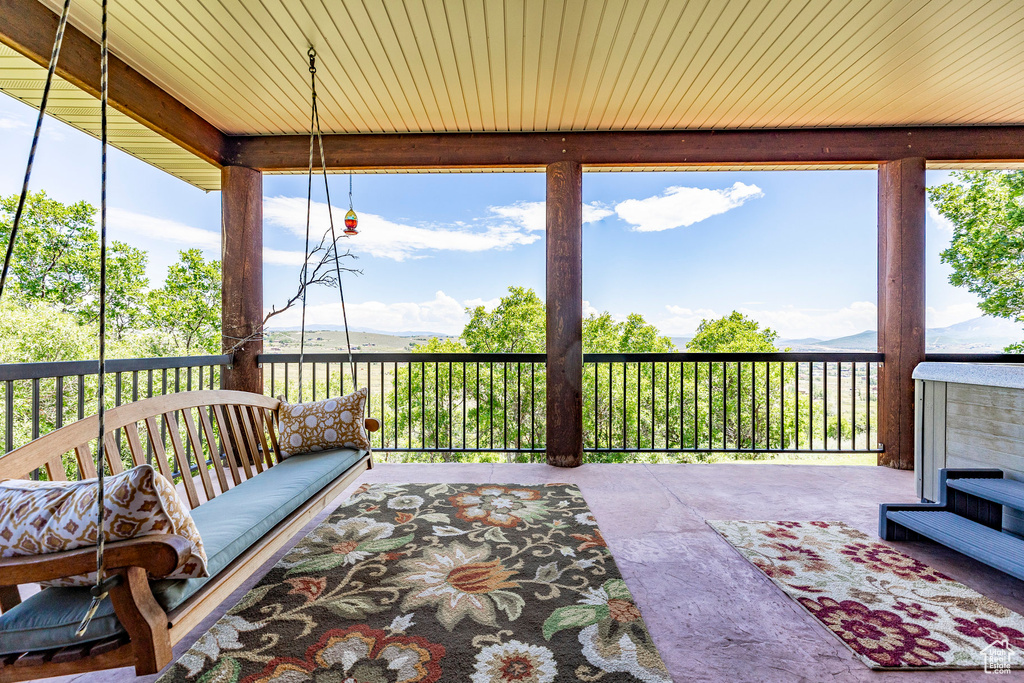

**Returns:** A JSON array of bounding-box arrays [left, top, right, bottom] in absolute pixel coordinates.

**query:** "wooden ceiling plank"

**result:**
[[440, 0, 484, 131], [125, 0, 281, 133], [483, 0, 508, 131], [0, 0, 224, 165], [624, 0, 717, 129], [421, 0, 472, 131], [343, 0, 431, 132], [271, 0, 395, 133], [649, 0, 734, 128], [570, 0, 626, 129], [463, 0, 498, 130], [601, 0, 677, 130], [502, 0, 524, 131], [531, 0, 564, 131], [798, 0, 1003, 126], [544, 0, 586, 130], [834, 3, 1024, 127], [518, 0, 544, 131], [661, 0, 770, 130], [198, 0, 315, 133], [396, 0, 458, 131], [687, 0, 810, 129], [583, 0, 658, 129], [712, 0, 882, 128], [368, 0, 444, 131], [757, 0, 933, 127]]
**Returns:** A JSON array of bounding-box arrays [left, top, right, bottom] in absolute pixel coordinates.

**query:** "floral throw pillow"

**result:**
[[277, 387, 371, 458], [0, 464, 209, 586]]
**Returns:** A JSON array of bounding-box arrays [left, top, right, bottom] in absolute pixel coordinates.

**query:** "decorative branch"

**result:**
[[225, 228, 361, 353]]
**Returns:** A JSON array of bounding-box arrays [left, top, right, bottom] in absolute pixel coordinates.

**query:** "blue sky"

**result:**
[[0, 93, 1006, 341]]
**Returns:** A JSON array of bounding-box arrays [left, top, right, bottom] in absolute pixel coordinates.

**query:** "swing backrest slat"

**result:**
[[0, 391, 283, 492]]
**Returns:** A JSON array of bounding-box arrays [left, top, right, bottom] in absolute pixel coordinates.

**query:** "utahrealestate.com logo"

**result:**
[[982, 638, 1020, 674]]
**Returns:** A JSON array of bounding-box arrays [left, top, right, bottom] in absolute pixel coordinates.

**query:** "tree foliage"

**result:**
[[928, 170, 1024, 350], [0, 191, 149, 338], [147, 249, 222, 354], [688, 311, 780, 352]]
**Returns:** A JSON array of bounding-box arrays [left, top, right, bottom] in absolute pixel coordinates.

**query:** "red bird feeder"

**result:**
[[344, 208, 358, 236], [343, 174, 358, 236]]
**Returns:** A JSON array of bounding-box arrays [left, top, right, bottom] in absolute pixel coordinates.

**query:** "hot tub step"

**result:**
[[885, 510, 1024, 582], [947, 477, 1024, 513]]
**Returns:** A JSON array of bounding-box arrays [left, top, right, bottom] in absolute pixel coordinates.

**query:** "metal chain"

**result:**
[[297, 48, 358, 397], [0, 0, 73, 300], [297, 48, 317, 402], [76, 0, 112, 637], [312, 88, 357, 381]]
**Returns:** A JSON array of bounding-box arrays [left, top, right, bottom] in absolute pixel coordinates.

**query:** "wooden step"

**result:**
[[948, 477, 1024, 513], [885, 510, 1024, 582]]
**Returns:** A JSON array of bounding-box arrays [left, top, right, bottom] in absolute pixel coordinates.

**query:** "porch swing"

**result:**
[[0, 4, 375, 679]]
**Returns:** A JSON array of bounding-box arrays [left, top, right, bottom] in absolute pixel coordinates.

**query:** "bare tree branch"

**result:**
[[225, 228, 361, 353]]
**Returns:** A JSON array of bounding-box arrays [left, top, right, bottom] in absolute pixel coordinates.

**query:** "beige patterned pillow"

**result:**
[[278, 387, 370, 458], [0, 464, 208, 586]]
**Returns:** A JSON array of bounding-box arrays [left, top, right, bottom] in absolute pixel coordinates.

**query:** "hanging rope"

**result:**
[[0, 0, 73, 299], [76, 0, 114, 637], [297, 48, 358, 400], [297, 49, 317, 402], [312, 79, 357, 382]]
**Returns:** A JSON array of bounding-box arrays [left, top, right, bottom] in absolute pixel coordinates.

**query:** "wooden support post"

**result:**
[[546, 161, 583, 467], [878, 157, 926, 469], [221, 166, 263, 394]]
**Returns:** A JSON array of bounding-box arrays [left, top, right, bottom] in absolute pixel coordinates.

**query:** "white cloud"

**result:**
[[614, 182, 763, 232], [264, 196, 541, 262], [109, 207, 308, 266], [655, 301, 878, 340], [737, 302, 877, 340], [485, 201, 613, 233], [264, 197, 614, 262], [266, 290, 471, 335], [926, 302, 983, 328], [109, 208, 219, 250], [927, 204, 954, 232], [0, 116, 27, 129], [657, 306, 721, 336]]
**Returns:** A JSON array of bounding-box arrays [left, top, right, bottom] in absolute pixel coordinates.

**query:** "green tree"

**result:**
[[687, 311, 779, 352], [928, 170, 1024, 350], [463, 286, 545, 352], [148, 249, 221, 354], [0, 191, 150, 338]]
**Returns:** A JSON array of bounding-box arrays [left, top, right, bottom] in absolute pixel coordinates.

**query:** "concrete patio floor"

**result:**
[[47, 462, 1024, 682]]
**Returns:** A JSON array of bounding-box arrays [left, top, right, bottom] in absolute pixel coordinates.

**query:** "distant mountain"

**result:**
[[781, 316, 1022, 353]]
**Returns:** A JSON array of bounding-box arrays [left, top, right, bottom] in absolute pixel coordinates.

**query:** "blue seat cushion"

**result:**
[[0, 448, 365, 656]]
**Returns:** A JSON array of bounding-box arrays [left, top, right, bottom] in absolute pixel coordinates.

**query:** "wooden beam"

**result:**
[[0, 0, 224, 165], [878, 158, 926, 470], [546, 160, 583, 468], [221, 166, 263, 393], [224, 126, 1024, 171]]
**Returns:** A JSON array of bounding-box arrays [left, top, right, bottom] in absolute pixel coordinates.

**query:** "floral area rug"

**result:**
[[158, 483, 670, 683], [708, 520, 1024, 670]]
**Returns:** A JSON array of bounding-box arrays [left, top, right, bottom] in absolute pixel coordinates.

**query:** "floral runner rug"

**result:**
[[158, 483, 670, 683], [708, 520, 1024, 670]]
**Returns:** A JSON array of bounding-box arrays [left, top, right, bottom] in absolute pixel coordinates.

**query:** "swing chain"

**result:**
[[76, 0, 110, 638]]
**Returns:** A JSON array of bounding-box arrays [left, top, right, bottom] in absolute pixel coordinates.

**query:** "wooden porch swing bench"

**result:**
[[0, 390, 377, 681]]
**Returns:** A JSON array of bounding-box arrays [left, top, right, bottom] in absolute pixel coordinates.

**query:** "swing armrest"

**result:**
[[0, 535, 192, 586], [365, 418, 380, 432]]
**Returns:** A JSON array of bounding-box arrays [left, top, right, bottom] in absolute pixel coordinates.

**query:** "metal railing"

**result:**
[[261, 353, 547, 458], [584, 352, 882, 455], [0, 355, 232, 456], [259, 351, 884, 459], [8, 350, 1023, 467]]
